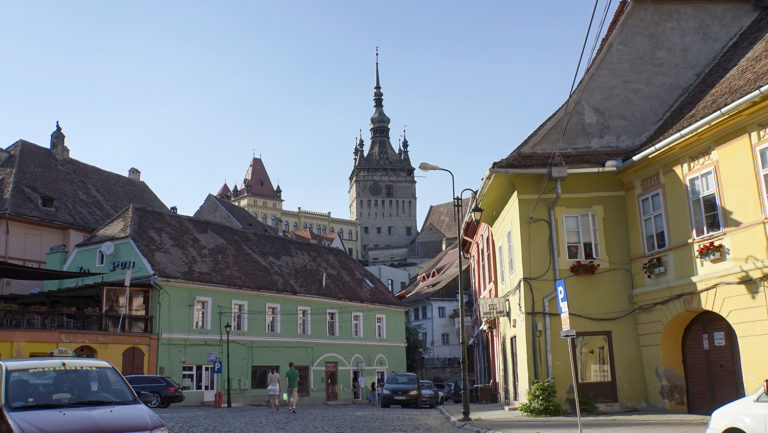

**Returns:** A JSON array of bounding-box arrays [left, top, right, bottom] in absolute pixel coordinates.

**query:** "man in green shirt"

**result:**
[[285, 361, 299, 413]]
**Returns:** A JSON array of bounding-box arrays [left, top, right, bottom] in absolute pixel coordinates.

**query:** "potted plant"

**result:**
[[84, 307, 100, 316], [0, 302, 18, 311], [642, 257, 665, 278], [58, 305, 77, 315], [570, 260, 599, 275], [28, 304, 47, 313], [696, 241, 725, 261]]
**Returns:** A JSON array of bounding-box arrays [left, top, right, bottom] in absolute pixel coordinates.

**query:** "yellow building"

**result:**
[[473, 2, 767, 414]]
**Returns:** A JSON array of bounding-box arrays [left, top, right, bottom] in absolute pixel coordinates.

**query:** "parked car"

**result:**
[[419, 380, 442, 407], [1, 357, 167, 433], [125, 374, 185, 408], [380, 372, 419, 408], [434, 382, 453, 403], [706, 380, 768, 433]]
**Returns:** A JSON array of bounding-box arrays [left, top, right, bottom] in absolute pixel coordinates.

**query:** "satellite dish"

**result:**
[[101, 241, 115, 256]]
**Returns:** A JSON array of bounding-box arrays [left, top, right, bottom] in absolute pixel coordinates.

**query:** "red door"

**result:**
[[325, 362, 337, 401], [683, 311, 744, 414]]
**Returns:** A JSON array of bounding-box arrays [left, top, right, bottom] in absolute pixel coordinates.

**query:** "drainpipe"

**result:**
[[546, 175, 564, 379]]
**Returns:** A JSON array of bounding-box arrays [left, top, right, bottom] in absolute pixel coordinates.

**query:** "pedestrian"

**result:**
[[377, 381, 383, 404], [352, 372, 359, 400], [357, 374, 366, 401], [267, 368, 281, 412], [368, 380, 376, 405], [285, 361, 299, 413]]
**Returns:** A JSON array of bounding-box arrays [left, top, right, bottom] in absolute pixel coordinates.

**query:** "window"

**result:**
[[232, 301, 247, 331], [387, 279, 394, 292], [284, 221, 289, 231], [266, 303, 280, 333], [182, 364, 214, 391], [441, 333, 450, 345], [303, 223, 307, 229], [387, 226, 392, 235], [420, 331, 427, 343], [193, 297, 211, 329], [506, 230, 514, 275], [352, 313, 363, 337], [413, 307, 420, 321], [564, 213, 600, 260], [421, 305, 427, 319], [406, 227, 412, 236], [250, 365, 279, 389], [327, 310, 338, 336], [639, 190, 667, 253], [364, 227, 369, 234], [376, 227, 382, 234], [570, 331, 618, 402], [308, 224, 313, 231], [688, 169, 722, 238], [400, 282, 406, 290], [385, 185, 393, 197], [330, 227, 334, 233], [40, 196, 54, 209], [262, 214, 267, 224], [438, 306, 446, 318], [298, 307, 310, 335], [757, 143, 768, 213], [498, 245, 505, 285], [96, 250, 105, 267], [376, 314, 386, 339], [322, 226, 327, 234]]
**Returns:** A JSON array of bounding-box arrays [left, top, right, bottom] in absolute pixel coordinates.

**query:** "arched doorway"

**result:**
[[122, 347, 145, 376], [683, 311, 744, 414], [74, 345, 97, 358]]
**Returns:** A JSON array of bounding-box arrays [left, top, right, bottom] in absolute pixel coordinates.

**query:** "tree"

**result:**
[[405, 322, 430, 372]]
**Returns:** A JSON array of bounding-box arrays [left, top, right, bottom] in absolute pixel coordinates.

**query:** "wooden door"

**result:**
[[297, 366, 310, 397], [325, 362, 337, 401], [683, 311, 744, 414], [510, 336, 519, 402], [121, 347, 144, 375]]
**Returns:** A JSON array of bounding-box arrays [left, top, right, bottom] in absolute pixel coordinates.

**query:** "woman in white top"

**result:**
[[267, 368, 281, 412]]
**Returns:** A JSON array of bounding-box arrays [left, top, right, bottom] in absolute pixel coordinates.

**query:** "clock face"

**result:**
[[369, 182, 382, 196]]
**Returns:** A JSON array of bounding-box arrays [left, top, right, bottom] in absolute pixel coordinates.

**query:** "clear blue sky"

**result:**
[[0, 1, 618, 227]]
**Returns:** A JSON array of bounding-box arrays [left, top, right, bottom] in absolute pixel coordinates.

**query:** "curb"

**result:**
[[438, 406, 504, 433]]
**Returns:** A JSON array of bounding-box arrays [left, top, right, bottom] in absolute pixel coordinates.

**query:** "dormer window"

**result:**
[[40, 196, 54, 209]]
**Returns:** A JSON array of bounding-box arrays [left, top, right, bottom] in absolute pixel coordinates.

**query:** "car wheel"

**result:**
[[146, 392, 162, 408]]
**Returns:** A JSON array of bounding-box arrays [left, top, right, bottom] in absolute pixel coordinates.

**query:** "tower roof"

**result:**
[[240, 157, 280, 200]]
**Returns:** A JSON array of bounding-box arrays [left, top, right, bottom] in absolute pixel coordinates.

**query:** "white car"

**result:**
[[706, 380, 768, 433]]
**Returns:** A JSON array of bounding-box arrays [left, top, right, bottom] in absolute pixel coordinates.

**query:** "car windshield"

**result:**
[[420, 381, 433, 389], [6, 365, 136, 410], [387, 374, 416, 385]]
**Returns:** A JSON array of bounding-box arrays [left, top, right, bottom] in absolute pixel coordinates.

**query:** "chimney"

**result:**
[[50, 121, 70, 159], [128, 167, 141, 181]]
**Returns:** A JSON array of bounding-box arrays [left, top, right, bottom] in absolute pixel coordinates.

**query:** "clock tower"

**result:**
[[349, 53, 417, 265]]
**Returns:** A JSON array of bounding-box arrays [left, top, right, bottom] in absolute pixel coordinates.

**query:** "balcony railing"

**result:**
[[0, 309, 152, 333]]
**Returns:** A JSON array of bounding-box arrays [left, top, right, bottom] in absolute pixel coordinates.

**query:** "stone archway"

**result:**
[[74, 345, 97, 358], [683, 311, 744, 414]]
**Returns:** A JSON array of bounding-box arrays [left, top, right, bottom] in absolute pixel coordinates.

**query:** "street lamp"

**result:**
[[224, 322, 232, 408], [419, 162, 482, 422]]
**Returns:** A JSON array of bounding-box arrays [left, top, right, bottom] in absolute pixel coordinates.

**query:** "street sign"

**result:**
[[214, 359, 222, 374], [207, 352, 219, 364], [556, 279, 571, 332]]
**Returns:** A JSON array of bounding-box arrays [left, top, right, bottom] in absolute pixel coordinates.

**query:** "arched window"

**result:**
[[322, 226, 327, 234], [303, 223, 307, 229], [339, 230, 344, 239], [348, 229, 352, 239], [262, 214, 267, 224], [308, 224, 313, 231], [330, 227, 334, 233], [294, 222, 299, 230], [284, 221, 289, 231]]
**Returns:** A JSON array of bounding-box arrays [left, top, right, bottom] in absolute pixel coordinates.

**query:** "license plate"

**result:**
[[394, 396, 406, 400]]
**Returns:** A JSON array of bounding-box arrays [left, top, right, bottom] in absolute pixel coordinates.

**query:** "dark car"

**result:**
[[125, 375, 185, 408], [1, 357, 167, 433], [380, 372, 419, 408]]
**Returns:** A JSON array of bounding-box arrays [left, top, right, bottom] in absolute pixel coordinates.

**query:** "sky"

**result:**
[[0, 1, 618, 227]]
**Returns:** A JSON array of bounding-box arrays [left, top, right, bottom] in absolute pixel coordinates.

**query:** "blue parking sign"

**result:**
[[556, 280, 568, 313], [214, 359, 222, 374]]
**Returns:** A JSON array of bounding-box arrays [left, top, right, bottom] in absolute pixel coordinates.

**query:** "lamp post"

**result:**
[[419, 162, 482, 422], [224, 322, 232, 408]]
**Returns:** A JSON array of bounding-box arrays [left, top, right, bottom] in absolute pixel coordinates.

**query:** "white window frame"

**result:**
[[193, 296, 212, 330], [563, 213, 600, 260], [96, 249, 105, 267], [232, 300, 248, 332], [758, 143, 768, 214], [441, 332, 450, 345], [438, 306, 445, 318], [687, 168, 722, 238], [376, 314, 386, 339], [298, 306, 311, 335], [266, 303, 280, 333], [181, 364, 215, 391], [497, 245, 505, 285], [639, 189, 668, 253], [352, 312, 363, 338], [327, 309, 338, 336], [506, 230, 514, 275]]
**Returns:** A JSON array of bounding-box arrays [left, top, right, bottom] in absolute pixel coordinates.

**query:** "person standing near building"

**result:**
[[267, 368, 281, 412], [368, 380, 376, 405], [285, 362, 299, 413], [357, 374, 366, 401], [352, 372, 359, 400]]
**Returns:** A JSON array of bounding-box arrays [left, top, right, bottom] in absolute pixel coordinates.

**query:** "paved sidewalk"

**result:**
[[439, 403, 710, 433]]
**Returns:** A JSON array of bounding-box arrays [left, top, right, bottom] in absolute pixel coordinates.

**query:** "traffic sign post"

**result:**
[[556, 279, 582, 433]]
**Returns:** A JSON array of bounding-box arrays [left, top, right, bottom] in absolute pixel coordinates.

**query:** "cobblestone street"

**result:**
[[156, 403, 459, 433]]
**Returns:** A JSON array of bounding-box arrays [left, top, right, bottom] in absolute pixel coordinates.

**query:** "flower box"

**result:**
[[696, 241, 725, 261], [84, 308, 100, 316], [28, 305, 47, 313], [0, 303, 19, 311], [58, 308, 77, 315], [642, 257, 666, 278], [570, 260, 599, 275]]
